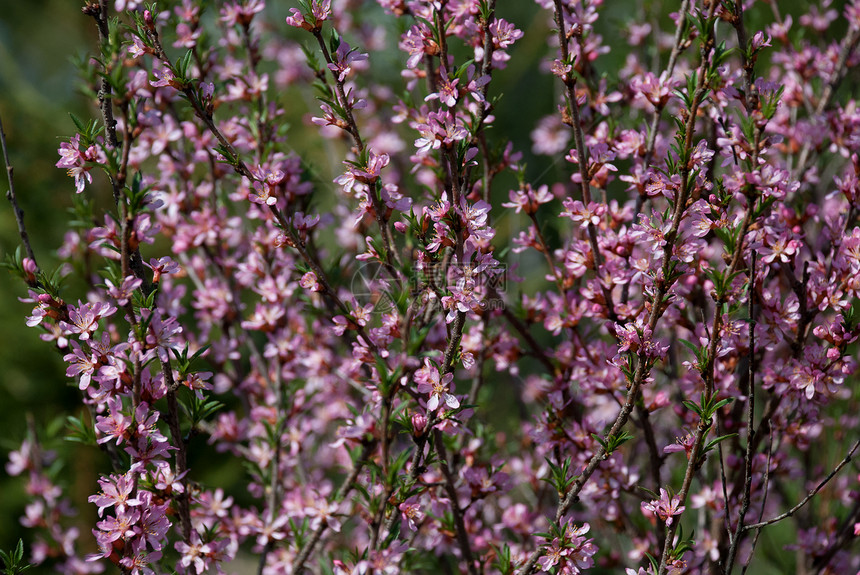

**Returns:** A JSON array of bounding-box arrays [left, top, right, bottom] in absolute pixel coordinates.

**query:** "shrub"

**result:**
[[3, 0, 860, 574]]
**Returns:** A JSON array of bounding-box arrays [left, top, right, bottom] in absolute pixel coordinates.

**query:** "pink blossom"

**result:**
[[642, 488, 686, 526], [415, 358, 459, 411]]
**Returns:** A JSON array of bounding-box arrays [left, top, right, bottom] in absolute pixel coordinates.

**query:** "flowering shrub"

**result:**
[[3, 0, 860, 574]]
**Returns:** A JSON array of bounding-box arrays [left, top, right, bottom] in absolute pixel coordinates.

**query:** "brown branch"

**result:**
[[257, 409, 288, 575], [793, 28, 860, 177], [656, 418, 709, 575], [643, 0, 692, 164], [741, 438, 860, 532], [528, 211, 566, 295], [500, 307, 559, 377], [645, 5, 723, 572], [0, 113, 40, 280], [161, 356, 192, 542], [740, 428, 775, 575], [84, 2, 150, 290], [625, 0, 692, 305], [91, 0, 119, 150], [239, 21, 269, 158], [636, 404, 665, 490], [293, 442, 375, 573], [723, 252, 757, 575], [433, 428, 478, 575], [551, 0, 616, 322], [459, 0, 497, 199], [379, 433, 430, 540], [310, 30, 401, 279]]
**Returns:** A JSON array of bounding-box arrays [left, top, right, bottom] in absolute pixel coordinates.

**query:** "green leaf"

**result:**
[[65, 415, 98, 445], [704, 433, 738, 454], [682, 399, 703, 417], [0, 540, 32, 575]]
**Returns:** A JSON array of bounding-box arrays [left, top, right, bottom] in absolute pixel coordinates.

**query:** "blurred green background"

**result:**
[[0, 0, 93, 553]]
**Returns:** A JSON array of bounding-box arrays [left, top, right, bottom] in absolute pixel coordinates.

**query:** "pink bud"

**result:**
[[411, 413, 427, 435], [394, 221, 407, 233], [651, 391, 670, 410], [22, 258, 37, 280]]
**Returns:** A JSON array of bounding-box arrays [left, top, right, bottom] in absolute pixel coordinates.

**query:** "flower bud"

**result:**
[[411, 413, 427, 436]]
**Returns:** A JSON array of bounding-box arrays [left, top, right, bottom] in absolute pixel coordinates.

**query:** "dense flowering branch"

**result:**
[[3, 1, 860, 575]]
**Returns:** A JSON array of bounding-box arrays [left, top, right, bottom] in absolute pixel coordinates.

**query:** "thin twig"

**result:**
[[161, 356, 192, 542], [643, 0, 692, 164], [433, 428, 478, 575], [793, 28, 860, 177], [723, 252, 757, 574], [0, 113, 40, 279], [648, 5, 723, 573], [741, 428, 775, 575], [310, 30, 401, 280], [551, 0, 616, 321], [742, 438, 860, 531], [93, 0, 119, 149], [293, 442, 375, 573]]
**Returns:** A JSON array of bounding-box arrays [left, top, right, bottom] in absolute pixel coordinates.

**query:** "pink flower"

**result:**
[[286, 0, 331, 30], [304, 499, 342, 533], [119, 543, 162, 575], [95, 397, 132, 445], [415, 358, 459, 411], [642, 488, 686, 526], [64, 341, 99, 390], [59, 301, 117, 341], [400, 23, 433, 69], [663, 434, 697, 458], [760, 232, 800, 264], [88, 472, 142, 517], [150, 67, 178, 89], [56, 134, 95, 193], [562, 199, 606, 227], [300, 271, 323, 292], [538, 538, 568, 571], [96, 507, 141, 543], [327, 41, 368, 83], [175, 535, 214, 575], [399, 497, 424, 531], [220, 0, 264, 27], [424, 68, 459, 107]]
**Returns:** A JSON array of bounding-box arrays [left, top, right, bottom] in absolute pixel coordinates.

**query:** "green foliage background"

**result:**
[[0, 0, 92, 553]]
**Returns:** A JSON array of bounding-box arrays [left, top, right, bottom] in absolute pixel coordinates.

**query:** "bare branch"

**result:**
[[0, 113, 40, 280]]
